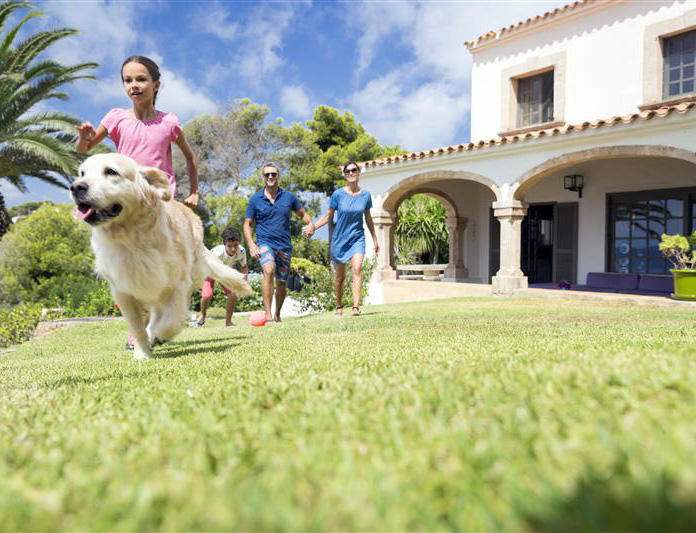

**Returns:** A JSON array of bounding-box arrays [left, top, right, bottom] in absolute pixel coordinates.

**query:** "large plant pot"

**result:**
[[671, 269, 696, 300]]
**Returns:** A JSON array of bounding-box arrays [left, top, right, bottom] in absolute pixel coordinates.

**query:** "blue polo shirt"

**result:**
[[245, 188, 301, 251]]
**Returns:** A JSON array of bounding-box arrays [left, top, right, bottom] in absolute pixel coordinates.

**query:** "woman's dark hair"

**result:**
[[343, 161, 360, 174], [222, 227, 241, 243], [121, 56, 161, 104]]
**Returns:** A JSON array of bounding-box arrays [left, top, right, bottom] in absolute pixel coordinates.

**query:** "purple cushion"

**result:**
[[571, 285, 619, 293], [638, 274, 672, 293], [586, 272, 640, 290]]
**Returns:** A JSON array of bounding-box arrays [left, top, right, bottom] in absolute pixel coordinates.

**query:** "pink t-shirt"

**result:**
[[101, 108, 182, 196]]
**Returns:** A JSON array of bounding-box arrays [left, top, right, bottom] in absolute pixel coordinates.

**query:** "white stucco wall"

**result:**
[[362, 110, 696, 286], [469, 0, 696, 141]]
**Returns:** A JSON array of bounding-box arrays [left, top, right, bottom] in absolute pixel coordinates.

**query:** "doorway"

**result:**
[[522, 204, 554, 283]]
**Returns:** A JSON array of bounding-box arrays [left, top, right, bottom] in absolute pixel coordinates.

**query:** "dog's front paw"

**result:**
[[151, 337, 166, 347], [133, 347, 153, 360]]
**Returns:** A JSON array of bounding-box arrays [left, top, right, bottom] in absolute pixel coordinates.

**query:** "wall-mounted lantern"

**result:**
[[563, 174, 584, 198]]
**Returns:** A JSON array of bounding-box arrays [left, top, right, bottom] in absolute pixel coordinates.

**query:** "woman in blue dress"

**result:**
[[308, 162, 379, 316]]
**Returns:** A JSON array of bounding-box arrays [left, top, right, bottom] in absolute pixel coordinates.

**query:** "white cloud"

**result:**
[[352, 2, 416, 81], [347, 0, 568, 149], [235, 5, 295, 85], [194, 2, 238, 40], [72, 62, 217, 123], [280, 85, 311, 118], [350, 71, 468, 149], [39, 1, 139, 66], [156, 68, 218, 121]]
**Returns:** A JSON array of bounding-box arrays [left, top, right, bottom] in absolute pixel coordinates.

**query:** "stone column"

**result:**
[[491, 201, 528, 294], [371, 210, 396, 282], [444, 216, 468, 281]]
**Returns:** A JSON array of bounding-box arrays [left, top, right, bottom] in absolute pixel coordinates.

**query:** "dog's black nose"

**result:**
[[70, 182, 88, 197]]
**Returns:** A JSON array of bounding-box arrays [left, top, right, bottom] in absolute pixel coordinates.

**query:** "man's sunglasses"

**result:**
[[263, 172, 278, 178]]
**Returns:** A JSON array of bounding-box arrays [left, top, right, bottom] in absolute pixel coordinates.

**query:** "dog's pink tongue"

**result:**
[[75, 206, 95, 221]]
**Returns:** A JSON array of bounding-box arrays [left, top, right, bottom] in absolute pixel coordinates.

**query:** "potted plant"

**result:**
[[659, 232, 696, 300]]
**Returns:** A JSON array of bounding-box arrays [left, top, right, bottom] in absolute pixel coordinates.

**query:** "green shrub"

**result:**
[[0, 204, 95, 307], [67, 281, 119, 318], [0, 303, 42, 348], [660, 232, 696, 270], [293, 257, 375, 313], [291, 257, 326, 278], [191, 277, 263, 312]]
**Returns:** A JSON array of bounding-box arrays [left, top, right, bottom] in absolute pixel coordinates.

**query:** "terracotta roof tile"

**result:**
[[464, 0, 593, 50], [362, 103, 696, 169]]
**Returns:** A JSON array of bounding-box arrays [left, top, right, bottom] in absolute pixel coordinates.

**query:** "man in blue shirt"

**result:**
[[244, 163, 315, 322]]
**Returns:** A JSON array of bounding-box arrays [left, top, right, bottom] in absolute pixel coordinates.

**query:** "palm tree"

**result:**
[[0, 0, 98, 216], [396, 194, 449, 264]]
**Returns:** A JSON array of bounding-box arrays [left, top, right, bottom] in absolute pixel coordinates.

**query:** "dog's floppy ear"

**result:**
[[137, 167, 171, 203]]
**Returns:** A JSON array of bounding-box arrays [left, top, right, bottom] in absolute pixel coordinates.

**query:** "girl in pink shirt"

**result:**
[[76, 55, 199, 207], [76, 56, 199, 350]]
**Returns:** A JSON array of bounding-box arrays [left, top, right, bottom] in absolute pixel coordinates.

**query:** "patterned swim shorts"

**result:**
[[258, 245, 292, 283]]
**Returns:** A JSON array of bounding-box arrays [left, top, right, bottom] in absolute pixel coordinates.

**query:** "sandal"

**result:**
[[335, 305, 343, 316], [351, 306, 361, 316]]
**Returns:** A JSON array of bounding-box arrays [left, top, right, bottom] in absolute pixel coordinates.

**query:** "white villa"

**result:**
[[362, 0, 696, 298]]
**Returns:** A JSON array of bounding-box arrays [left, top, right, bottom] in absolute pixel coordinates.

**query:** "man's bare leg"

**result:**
[[262, 264, 275, 322], [274, 282, 287, 322]]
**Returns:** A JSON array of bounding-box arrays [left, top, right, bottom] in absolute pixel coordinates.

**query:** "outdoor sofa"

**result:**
[[530, 272, 672, 297]]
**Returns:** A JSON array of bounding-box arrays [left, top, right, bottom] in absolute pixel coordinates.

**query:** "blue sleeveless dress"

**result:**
[[330, 188, 373, 264]]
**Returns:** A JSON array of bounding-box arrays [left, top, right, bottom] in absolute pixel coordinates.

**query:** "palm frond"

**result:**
[[0, 1, 34, 53], [4, 132, 77, 175], [0, 2, 99, 195], [7, 29, 78, 72]]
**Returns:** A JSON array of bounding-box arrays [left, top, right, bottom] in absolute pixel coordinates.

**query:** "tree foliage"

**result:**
[[274, 106, 404, 195], [0, 204, 98, 307], [396, 194, 449, 264], [7, 200, 53, 218], [0, 193, 11, 238], [0, 1, 100, 206], [177, 100, 400, 265], [174, 98, 283, 198]]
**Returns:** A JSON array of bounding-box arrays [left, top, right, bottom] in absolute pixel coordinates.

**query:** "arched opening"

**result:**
[[393, 192, 452, 279], [510, 145, 696, 286], [373, 171, 498, 283]]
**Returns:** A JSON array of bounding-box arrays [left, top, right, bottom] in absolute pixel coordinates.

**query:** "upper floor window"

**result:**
[[516, 70, 554, 127], [663, 29, 696, 98]]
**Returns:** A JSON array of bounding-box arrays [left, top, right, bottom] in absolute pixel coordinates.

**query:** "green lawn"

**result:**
[[1, 297, 696, 531]]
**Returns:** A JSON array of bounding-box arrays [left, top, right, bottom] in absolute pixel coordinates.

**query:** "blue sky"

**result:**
[[4, 0, 567, 207]]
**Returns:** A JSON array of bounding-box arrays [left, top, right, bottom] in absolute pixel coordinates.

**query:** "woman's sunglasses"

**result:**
[[344, 168, 359, 175]]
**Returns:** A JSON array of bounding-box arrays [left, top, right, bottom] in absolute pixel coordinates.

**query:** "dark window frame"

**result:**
[[516, 69, 554, 128], [663, 29, 696, 99], [606, 187, 696, 274]]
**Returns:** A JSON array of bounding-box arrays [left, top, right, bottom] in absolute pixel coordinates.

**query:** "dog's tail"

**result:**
[[203, 251, 254, 297]]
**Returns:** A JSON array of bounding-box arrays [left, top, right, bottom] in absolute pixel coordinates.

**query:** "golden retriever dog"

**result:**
[[70, 153, 252, 360]]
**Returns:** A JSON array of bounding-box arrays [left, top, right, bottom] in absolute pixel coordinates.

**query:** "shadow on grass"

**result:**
[[44, 368, 158, 389], [291, 309, 384, 321], [521, 465, 696, 531], [154, 337, 245, 359]]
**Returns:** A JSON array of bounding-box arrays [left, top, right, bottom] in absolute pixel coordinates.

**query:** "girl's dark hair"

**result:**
[[121, 56, 161, 105], [222, 227, 241, 243], [343, 161, 360, 174]]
